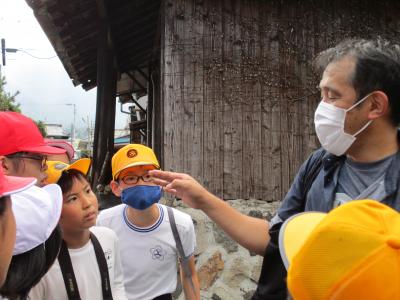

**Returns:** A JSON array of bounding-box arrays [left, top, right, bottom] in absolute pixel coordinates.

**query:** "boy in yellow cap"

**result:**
[[29, 158, 127, 300], [279, 200, 400, 300], [97, 144, 200, 300]]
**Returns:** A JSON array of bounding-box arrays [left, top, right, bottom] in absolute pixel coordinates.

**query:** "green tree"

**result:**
[[0, 76, 21, 112], [35, 120, 47, 137]]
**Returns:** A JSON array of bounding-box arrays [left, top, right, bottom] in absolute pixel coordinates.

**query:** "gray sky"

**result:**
[[0, 0, 129, 131]]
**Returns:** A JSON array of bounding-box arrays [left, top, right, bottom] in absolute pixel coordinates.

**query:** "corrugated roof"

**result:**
[[26, 0, 161, 92]]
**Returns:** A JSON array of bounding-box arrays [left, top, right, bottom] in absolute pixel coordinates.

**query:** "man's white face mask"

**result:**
[[314, 94, 373, 156]]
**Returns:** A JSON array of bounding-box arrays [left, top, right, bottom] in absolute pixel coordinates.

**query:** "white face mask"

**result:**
[[314, 94, 373, 156]]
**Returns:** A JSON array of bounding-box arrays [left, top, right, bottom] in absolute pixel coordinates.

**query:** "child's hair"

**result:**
[[0, 225, 62, 300], [57, 169, 89, 194]]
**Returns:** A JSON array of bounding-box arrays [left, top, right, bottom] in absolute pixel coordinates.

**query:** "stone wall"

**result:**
[[165, 199, 281, 300]]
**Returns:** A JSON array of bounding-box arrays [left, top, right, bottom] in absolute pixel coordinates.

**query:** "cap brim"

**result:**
[[42, 184, 63, 238], [279, 212, 326, 270], [20, 144, 66, 155], [113, 162, 159, 179], [67, 158, 91, 175], [11, 184, 63, 255], [1, 175, 37, 197], [44, 139, 75, 160], [45, 158, 91, 184]]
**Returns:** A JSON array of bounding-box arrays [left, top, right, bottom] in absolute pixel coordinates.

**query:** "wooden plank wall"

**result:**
[[161, 0, 400, 201]]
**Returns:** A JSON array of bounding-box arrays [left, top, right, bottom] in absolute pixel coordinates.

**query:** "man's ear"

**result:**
[[110, 180, 122, 197], [0, 156, 13, 175], [368, 91, 389, 120]]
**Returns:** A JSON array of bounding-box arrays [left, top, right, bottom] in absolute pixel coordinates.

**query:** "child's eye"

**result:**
[[143, 174, 152, 181], [66, 196, 77, 203]]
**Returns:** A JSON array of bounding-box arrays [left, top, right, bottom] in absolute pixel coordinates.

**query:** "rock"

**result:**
[[250, 256, 263, 282], [211, 294, 222, 300], [213, 222, 238, 253], [248, 209, 263, 219], [222, 256, 251, 288], [243, 289, 256, 300], [166, 199, 281, 299], [197, 250, 224, 290], [190, 209, 215, 255], [207, 281, 244, 300]]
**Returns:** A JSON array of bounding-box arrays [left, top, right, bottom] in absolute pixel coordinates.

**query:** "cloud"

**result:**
[[0, 0, 129, 131]]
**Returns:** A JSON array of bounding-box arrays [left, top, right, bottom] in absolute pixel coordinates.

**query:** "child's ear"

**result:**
[[110, 180, 122, 197]]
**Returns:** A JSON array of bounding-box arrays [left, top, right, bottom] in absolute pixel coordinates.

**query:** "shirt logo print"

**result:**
[[150, 245, 165, 261], [104, 249, 112, 260]]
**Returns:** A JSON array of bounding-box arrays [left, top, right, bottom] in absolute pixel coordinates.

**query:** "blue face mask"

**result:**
[[121, 185, 162, 210]]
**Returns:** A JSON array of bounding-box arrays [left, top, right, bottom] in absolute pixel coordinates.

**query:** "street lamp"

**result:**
[[65, 103, 76, 145], [82, 116, 93, 157]]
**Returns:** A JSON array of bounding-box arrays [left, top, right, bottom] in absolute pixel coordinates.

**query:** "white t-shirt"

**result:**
[[29, 226, 127, 300], [97, 204, 196, 300]]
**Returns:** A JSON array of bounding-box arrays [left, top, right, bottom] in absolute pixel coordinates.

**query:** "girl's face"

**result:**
[[59, 177, 98, 233], [0, 196, 16, 286]]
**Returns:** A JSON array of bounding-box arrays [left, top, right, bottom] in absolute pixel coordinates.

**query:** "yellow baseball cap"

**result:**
[[279, 200, 400, 300], [45, 158, 91, 184], [111, 144, 160, 180]]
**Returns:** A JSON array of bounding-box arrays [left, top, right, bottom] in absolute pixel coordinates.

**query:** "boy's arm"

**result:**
[[180, 256, 200, 300], [150, 170, 269, 255]]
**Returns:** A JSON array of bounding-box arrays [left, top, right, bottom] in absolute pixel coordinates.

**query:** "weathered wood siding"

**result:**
[[161, 0, 400, 201]]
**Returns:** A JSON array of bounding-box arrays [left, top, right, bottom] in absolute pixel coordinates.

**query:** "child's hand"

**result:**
[[149, 170, 212, 210]]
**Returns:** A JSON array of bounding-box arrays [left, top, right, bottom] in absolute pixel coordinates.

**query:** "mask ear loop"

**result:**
[[345, 93, 372, 112], [353, 120, 373, 137], [345, 93, 373, 137]]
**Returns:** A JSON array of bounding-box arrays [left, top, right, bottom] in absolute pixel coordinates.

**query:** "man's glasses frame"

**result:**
[[6, 152, 48, 169]]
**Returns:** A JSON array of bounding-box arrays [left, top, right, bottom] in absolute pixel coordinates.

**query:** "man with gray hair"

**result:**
[[150, 38, 400, 299]]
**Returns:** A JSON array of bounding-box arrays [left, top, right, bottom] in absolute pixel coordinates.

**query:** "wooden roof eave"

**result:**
[[30, 4, 84, 87]]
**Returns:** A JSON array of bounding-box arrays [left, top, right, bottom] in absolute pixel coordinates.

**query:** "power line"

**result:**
[[17, 48, 57, 60], [1, 38, 57, 65]]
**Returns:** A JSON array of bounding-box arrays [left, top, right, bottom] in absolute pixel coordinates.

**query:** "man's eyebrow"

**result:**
[[318, 84, 341, 95]]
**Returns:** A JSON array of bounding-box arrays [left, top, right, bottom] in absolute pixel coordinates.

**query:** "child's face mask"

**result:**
[[121, 185, 162, 210]]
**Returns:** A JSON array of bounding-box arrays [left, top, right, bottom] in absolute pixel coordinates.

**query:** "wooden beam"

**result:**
[[91, 0, 117, 195], [126, 71, 147, 92]]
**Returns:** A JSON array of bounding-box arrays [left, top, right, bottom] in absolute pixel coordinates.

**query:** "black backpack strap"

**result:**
[[90, 232, 113, 300], [152, 293, 173, 300], [298, 149, 326, 211], [58, 234, 113, 300], [167, 207, 196, 296], [58, 240, 81, 300], [303, 149, 326, 199], [251, 222, 287, 300]]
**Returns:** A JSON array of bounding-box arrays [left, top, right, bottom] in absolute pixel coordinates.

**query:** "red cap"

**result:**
[[0, 112, 66, 156], [0, 166, 36, 197], [45, 139, 75, 161]]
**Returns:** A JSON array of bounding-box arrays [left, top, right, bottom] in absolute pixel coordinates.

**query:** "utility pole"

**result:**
[[1, 39, 18, 66], [1, 39, 5, 66], [83, 115, 93, 156], [65, 103, 76, 145]]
